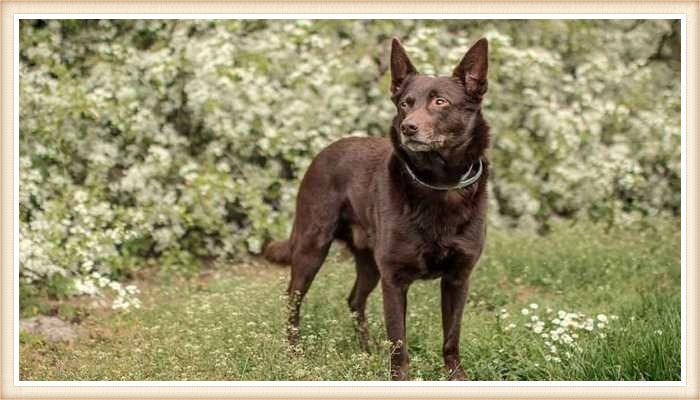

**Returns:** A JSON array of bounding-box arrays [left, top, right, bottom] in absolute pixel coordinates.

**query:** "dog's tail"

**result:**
[[263, 239, 292, 265]]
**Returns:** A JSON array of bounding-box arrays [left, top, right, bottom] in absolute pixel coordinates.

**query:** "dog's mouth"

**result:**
[[402, 139, 444, 152]]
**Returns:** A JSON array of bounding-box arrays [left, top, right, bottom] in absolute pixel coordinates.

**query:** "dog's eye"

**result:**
[[399, 101, 409, 109], [434, 97, 449, 106]]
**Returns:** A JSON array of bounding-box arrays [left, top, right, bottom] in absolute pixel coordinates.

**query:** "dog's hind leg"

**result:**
[[286, 224, 335, 349], [347, 250, 380, 352]]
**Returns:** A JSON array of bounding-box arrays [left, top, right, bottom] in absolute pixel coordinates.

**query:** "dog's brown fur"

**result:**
[[264, 37, 490, 380]]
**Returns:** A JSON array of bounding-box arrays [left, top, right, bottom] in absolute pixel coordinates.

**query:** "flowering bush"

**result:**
[[19, 19, 680, 308]]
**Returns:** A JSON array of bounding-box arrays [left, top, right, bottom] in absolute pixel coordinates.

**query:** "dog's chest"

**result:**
[[407, 200, 475, 278], [419, 247, 458, 279], [411, 197, 470, 243]]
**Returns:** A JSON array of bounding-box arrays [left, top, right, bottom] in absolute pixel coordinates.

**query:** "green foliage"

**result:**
[[19, 220, 680, 380], [19, 20, 680, 304]]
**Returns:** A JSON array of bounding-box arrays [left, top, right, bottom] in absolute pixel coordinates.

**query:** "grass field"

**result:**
[[20, 220, 681, 381]]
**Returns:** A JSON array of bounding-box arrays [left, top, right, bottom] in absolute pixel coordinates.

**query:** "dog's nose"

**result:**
[[401, 120, 418, 136]]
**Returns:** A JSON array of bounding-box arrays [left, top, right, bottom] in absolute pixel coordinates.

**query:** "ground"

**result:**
[[20, 220, 681, 381]]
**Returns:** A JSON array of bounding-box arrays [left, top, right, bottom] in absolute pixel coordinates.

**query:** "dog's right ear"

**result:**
[[390, 38, 417, 94]]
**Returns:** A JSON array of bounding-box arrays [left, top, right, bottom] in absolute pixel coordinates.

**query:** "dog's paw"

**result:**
[[286, 328, 304, 355], [290, 345, 304, 356], [286, 342, 304, 356], [446, 367, 469, 381], [390, 370, 410, 381]]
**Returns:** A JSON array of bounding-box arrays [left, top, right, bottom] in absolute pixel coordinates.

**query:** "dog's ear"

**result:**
[[452, 38, 488, 102], [390, 37, 417, 94]]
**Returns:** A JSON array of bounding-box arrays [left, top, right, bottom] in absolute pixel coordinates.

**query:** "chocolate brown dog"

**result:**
[[264, 37, 490, 381]]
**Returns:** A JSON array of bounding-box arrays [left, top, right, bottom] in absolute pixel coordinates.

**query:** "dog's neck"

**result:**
[[401, 144, 476, 187]]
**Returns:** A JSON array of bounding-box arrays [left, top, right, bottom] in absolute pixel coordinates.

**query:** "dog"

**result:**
[[264, 37, 490, 381]]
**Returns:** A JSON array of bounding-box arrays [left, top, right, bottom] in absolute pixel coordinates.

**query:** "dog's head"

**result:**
[[389, 38, 489, 157]]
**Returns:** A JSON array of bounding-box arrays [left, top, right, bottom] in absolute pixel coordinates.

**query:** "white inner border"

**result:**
[[12, 13, 687, 387]]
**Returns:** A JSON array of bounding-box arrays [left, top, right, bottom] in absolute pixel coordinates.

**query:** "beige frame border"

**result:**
[[1, 1, 697, 399]]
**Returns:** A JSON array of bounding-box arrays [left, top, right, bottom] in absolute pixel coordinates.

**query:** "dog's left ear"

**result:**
[[452, 38, 488, 102]]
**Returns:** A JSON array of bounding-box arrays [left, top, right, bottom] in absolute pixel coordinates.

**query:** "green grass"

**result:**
[[20, 220, 681, 381]]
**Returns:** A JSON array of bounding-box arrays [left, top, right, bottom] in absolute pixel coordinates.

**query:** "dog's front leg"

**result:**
[[381, 279, 410, 380], [440, 274, 471, 381]]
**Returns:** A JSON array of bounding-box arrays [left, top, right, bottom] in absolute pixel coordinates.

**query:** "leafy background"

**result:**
[[19, 19, 680, 311]]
